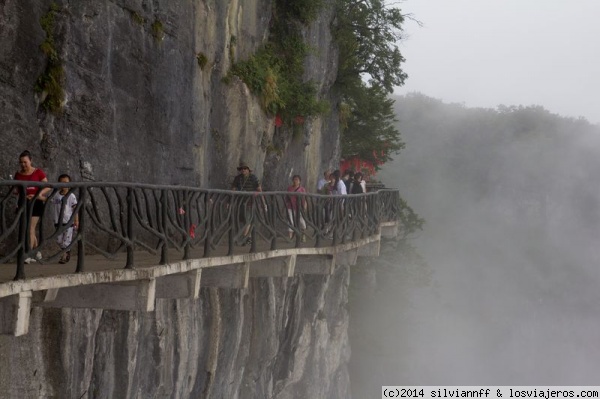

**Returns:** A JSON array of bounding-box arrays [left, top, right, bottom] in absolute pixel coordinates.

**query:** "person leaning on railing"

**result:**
[[14, 150, 51, 263]]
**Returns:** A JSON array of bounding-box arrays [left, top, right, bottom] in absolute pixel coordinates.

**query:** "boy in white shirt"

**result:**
[[52, 174, 78, 264]]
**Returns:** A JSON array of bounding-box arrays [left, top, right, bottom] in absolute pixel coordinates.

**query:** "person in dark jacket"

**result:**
[[231, 161, 262, 245], [350, 172, 366, 194], [231, 161, 261, 192]]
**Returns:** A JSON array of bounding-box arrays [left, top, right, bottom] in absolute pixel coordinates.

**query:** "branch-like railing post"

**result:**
[[125, 187, 134, 269], [14, 186, 27, 280], [269, 196, 277, 251], [375, 190, 382, 232], [76, 187, 86, 273], [183, 190, 190, 260], [227, 193, 234, 256], [160, 189, 169, 265], [204, 193, 213, 257], [331, 198, 339, 246], [315, 196, 323, 248], [249, 199, 257, 253]]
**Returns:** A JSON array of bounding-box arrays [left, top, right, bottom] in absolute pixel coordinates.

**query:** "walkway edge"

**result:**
[[0, 232, 387, 300]]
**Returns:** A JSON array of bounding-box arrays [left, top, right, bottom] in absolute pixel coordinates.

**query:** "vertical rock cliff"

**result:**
[[0, 0, 340, 189], [0, 268, 350, 398], [0, 2, 352, 397]]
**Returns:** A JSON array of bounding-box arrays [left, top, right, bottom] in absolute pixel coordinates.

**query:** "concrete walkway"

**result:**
[[0, 222, 397, 336], [0, 235, 310, 284]]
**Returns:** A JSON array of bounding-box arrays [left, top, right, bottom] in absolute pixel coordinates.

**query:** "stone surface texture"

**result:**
[[0, 0, 351, 397], [0, 0, 340, 190], [0, 268, 350, 398]]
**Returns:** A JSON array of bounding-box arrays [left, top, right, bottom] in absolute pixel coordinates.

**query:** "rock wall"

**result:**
[[0, 0, 350, 397], [0, 267, 350, 398], [0, 0, 340, 190]]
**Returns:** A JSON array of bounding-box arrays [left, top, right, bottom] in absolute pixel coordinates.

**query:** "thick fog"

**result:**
[[350, 94, 600, 393], [396, 0, 600, 124]]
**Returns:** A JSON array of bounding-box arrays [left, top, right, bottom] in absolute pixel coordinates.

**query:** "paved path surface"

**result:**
[[0, 234, 332, 283]]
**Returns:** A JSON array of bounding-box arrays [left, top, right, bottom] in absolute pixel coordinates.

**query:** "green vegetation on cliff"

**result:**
[[227, 0, 408, 168], [35, 2, 65, 115], [228, 0, 329, 126]]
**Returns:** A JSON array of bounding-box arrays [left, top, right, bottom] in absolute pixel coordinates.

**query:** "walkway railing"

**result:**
[[0, 181, 401, 280]]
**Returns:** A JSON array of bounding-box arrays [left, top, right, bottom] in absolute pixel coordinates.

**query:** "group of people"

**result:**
[[318, 169, 366, 195], [13, 151, 78, 264], [231, 162, 368, 244], [13, 154, 368, 262]]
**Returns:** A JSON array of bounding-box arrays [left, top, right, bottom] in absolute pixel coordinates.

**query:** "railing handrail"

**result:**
[[0, 181, 402, 281], [0, 180, 397, 196]]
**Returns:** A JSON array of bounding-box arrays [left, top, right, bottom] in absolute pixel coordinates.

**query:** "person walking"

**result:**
[[232, 161, 262, 193], [231, 161, 262, 245], [14, 150, 50, 263], [330, 170, 347, 195], [324, 170, 347, 240], [317, 171, 330, 193], [286, 175, 307, 242], [351, 172, 366, 194], [342, 169, 354, 194], [51, 174, 79, 264]]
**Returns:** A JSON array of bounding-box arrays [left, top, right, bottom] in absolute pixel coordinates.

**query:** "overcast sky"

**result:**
[[395, 0, 600, 124]]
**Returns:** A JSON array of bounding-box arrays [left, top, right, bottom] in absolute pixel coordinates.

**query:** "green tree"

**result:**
[[341, 84, 404, 164], [335, 0, 407, 93], [334, 0, 408, 165]]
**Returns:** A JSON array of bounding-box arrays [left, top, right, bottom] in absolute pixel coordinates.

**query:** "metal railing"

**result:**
[[0, 181, 401, 280]]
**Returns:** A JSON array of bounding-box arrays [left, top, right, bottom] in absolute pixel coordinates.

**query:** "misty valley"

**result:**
[[350, 93, 600, 392]]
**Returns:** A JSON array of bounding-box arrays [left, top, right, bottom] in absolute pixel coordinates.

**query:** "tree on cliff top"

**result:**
[[335, 0, 407, 92], [341, 84, 404, 165], [334, 0, 408, 168]]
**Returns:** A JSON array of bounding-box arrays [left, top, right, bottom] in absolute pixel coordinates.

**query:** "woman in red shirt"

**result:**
[[14, 150, 50, 262]]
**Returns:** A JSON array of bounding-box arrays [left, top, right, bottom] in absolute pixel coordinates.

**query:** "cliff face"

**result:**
[[0, 0, 340, 189], [0, 268, 350, 398], [0, 1, 350, 397]]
